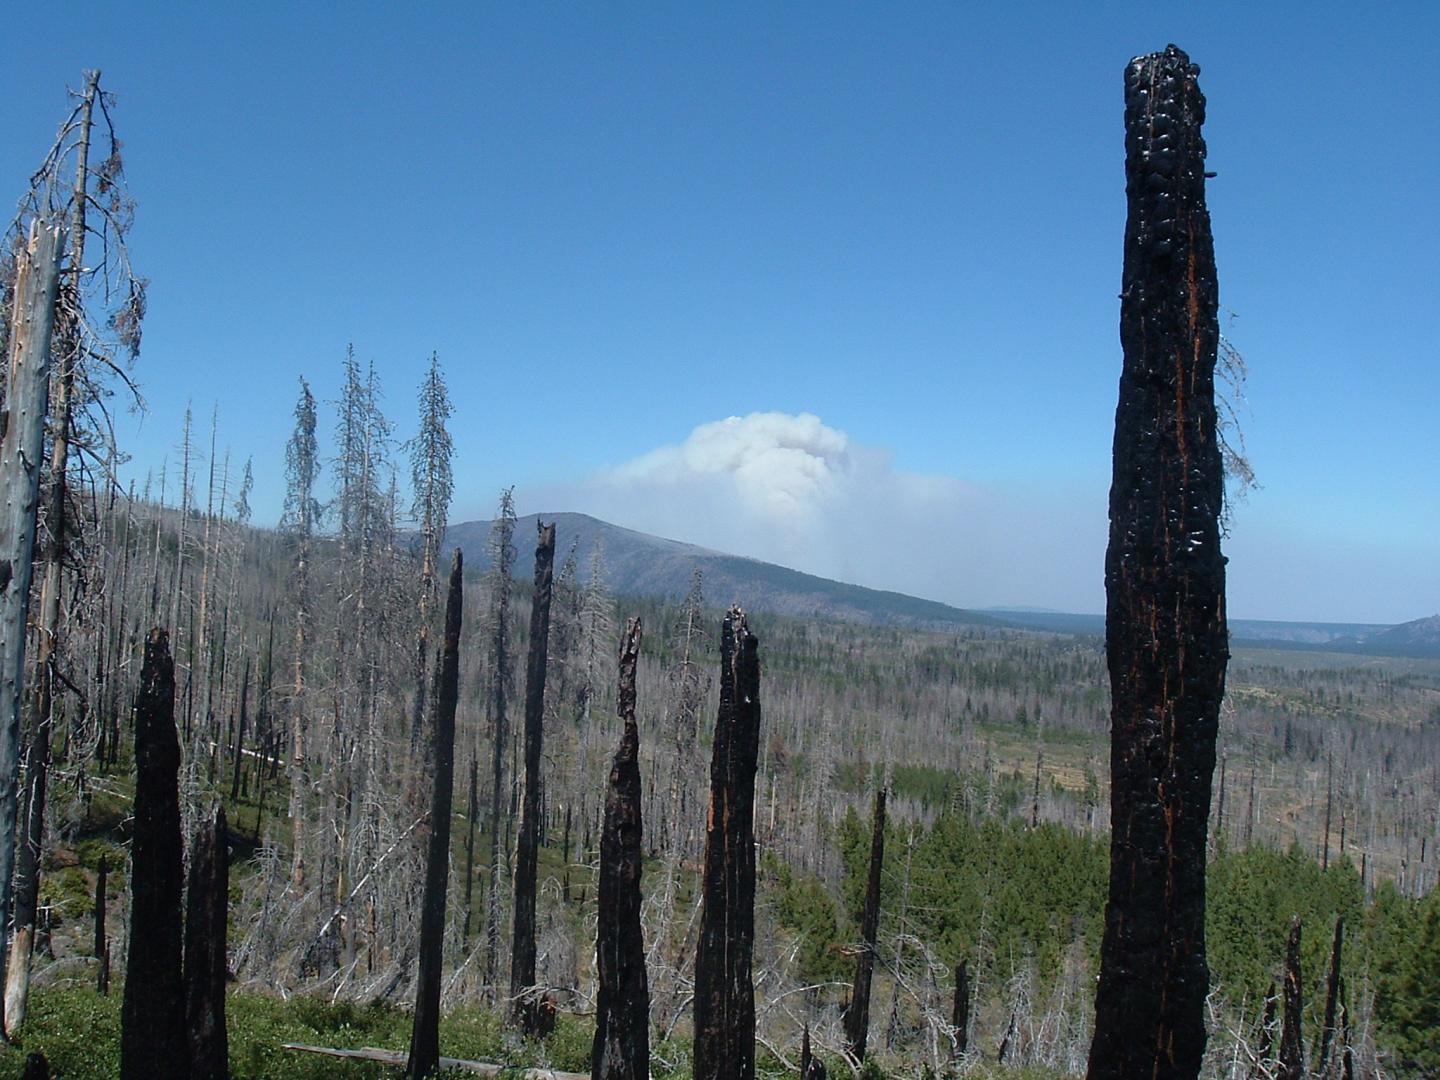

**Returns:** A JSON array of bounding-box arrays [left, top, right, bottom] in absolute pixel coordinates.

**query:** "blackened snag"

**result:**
[[694, 607, 761, 1080], [1278, 917, 1303, 1080], [511, 521, 556, 1033], [120, 629, 188, 1080], [1316, 915, 1343, 1076], [94, 854, 109, 995], [844, 786, 886, 1061], [407, 550, 463, 1079], [591, 617, 649, 1080], [1087, 43, 1228, 1080], [952, 959, 970, 1059], [184, 805, 229, 1080]]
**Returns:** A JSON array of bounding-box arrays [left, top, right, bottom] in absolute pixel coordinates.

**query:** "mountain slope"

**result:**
[[443, 512, 1003, 629]]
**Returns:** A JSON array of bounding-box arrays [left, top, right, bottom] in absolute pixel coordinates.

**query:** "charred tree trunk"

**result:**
[[1248, 982, 1277, 1080], [511, 522, 556, 1032], [693, 608, 761, 1080], [1087, 44, 1227, 1080], [591, 617, 649, 1080], [844, 787, 886, 1061], [406, 550, 463, 1079], [230, 658, 250, 802], [952, 959, 970, 1060], [801, 1025, 825, 1080], [464, 755, 478, 944], [120, 629, 187, 1080], [1316, 915, 1343, 1076], [0, 219, 64, 1029], [1278, 917, 1303, 1080], [94, 855, 109, 994], [184, 805, 229, 1080]]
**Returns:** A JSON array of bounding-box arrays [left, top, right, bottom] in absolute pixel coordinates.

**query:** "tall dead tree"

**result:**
[[694, 608, 761, 1080], [1316, 915, 1343, 1076], [512, 522, 556, 1032], [484, 490, 517, 992], [1087, 44, 1228, 1080], [951, 959, 970, 1060], [1278, 917, 1303, 1080], [592, 617, 649, 1080], [94, 855, 109, 994], [844, 786, 886, 1061], [0, 218, 63, 1031], [406, 549, 463, 1080], [407, 353, 453, 752], [120, 629, 187, 1080], [184, 805, 229, 1080]]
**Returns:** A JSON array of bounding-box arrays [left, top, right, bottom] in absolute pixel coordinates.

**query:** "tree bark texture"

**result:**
[[1278, 917, 1303, 1080], [844, 787, 886, 1061], [120, 629, 188, 1080], [1087, 44, 1227, 1080], [512, 522, 556, 1032], [184, 805, 229, 1080], [1316, 915, 1343, 1076], [694, 607, 761, 1080], [952, 959, 970, 1059], [0, 219, 63, 1029], [592, 617, 649, 1080], [95, 854, 110, 995], [407, 549, 463, 1079]]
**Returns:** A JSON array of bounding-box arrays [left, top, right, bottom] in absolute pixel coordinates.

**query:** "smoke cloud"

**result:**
[[528, 411, 1109, 613]]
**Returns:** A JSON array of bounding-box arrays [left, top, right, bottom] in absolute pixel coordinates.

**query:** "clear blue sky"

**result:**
[[3, 2, 1436, 623]]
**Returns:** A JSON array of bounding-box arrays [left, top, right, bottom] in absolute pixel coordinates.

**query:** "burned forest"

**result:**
[[0, 40, 1436, 1080]]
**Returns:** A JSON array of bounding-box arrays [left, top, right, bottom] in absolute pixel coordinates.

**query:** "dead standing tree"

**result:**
[[1086, 45, 1228, 1080], [120, 630, 187, 1080], [0, 219, 63, 1032], [512, 522, 556, 1032], [184, 805, 229, 1080], [694, 608, 761, 1080], [406, 549, 463, 1080], [1278, 917, 1303, 1080], [844, 786, 886, 1062], [592, 617, 649, 1080]]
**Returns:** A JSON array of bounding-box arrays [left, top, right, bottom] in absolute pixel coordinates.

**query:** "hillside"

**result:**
[[444, 512, 1004, 629]]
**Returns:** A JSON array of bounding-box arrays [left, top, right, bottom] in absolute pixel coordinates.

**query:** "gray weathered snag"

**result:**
[[512, 521, 556, 1033], [0, 219, 64, 1028], [120, 629, 188, 1080], [694, 607, 761, 1080], [1087, 43, 1228, 1080], [591, 617, 649, 1080], [407, 550, 464, 1078]]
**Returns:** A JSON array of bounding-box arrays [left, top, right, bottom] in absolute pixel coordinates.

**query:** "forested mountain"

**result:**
[[445, 512, 1003, 629]]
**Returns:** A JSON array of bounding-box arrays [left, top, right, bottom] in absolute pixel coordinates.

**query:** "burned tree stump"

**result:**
[[1278, 917, 1304, 1080], [694, 608, 761, 1080], [120, 629, 188, 1080], [407, 550, 464, 1079], [844, 786, 886, 1061], [184, 805, 229, 1080], [591, 617, 649, 1080], [512, 522, 556, 1034], [1087, 44, 1228, 1080], [952, 959, 970, 1059]]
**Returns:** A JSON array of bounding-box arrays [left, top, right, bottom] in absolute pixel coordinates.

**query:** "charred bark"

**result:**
[[693, 607, 761, 1080], [94, 855, 109, 995], [1316, 915, 1343, 1076], [800, 1025, 825, 1080], [591, 617, 649, 1080], [511, 522, 556, 1033], [407, 550, 463, 1079], [1248, 981, 1277, 1080], [844, 786, 886, 1061], [952, 959, 970, 1059], [1087, 44, 1227, 1080], [1278, 917, 1303, 1080], [184, 805, 229, 1080], [120, 629, 187, 1080]]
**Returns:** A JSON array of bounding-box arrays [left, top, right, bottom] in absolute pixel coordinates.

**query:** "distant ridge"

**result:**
[[443, 512, 1004, 629]]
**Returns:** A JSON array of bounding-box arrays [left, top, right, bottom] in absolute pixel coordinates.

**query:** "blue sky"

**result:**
[[2, 3, 1436, 623]]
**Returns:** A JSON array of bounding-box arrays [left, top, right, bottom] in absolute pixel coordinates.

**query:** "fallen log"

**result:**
[[282, 1042, 591, 1080]]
